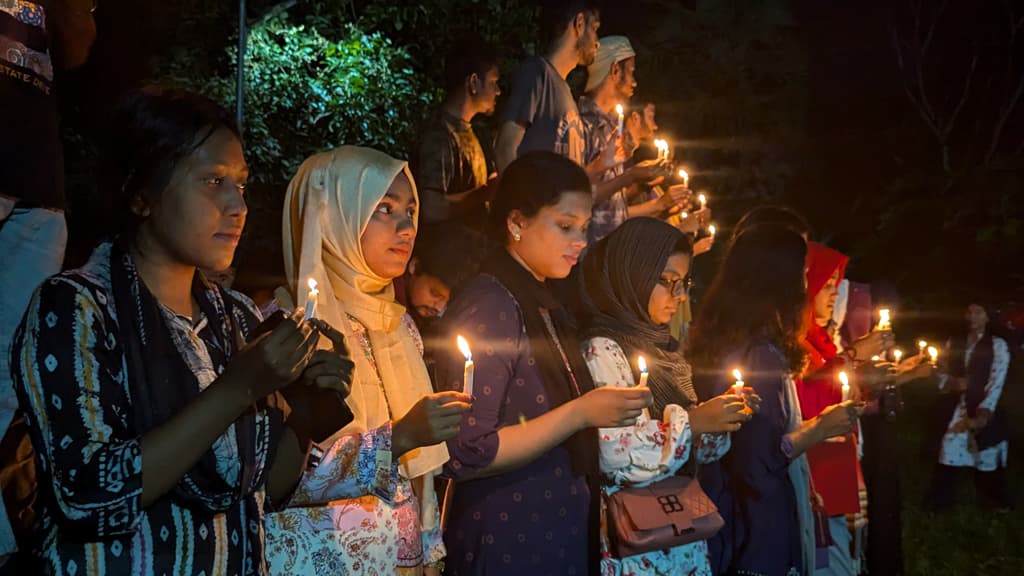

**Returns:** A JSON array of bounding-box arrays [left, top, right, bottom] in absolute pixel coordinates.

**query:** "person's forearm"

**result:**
[[495, 125, 523, 173], [461, 400, 585, 480], [783, 417, 825, 460], [266, 425, 311, 505], [627, 198, 665, 218], [140, 377, 252, 507], [593, 173, 633, 204]]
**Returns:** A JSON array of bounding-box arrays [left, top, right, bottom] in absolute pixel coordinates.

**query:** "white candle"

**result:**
[[637, 356, 649, 388], [839, 371, 850, 402], [616, 103, 624, 137], [698, 193, 707, 210], [678, 169, 689, 188], [928, 346, 939, 367], [457, 335, 474, 396], [877, 308, 891, 331], [731, 368, 744, 396], [303, 278, 319, 321], [892, 348, 903, 364], [918, 340, 927, 357]]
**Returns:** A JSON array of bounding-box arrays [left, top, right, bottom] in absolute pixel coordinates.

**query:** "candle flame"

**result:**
[[307, 277, 319, 294], [637, 355, 648, 374], [839, 371, 849, 386], [708, 224, 717, 236], [456, 335, 472, 361], [918, 340, 927, 349], [928, 346, 939, 360], [678, 169, 688, 181], [680, 212, 689, 219], [732, 368, 743, 382], [615, 103, 624, 116], [698, 193, 707, 205], [879, 309, 890, 323], [893, 348, 903, 361], [871, 355, 881, 362]]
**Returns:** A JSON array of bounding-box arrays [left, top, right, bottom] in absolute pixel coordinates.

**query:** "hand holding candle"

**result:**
[[839, 371, 850, 402], [877, 308, 891, 331], [303, 278, 319, 321], [731, 368, 745, 396], [456, 335, 474, 397]]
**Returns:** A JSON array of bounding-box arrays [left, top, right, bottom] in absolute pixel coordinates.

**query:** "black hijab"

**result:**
[[579, 218, 697, 416], [479, 248, 598, 479]]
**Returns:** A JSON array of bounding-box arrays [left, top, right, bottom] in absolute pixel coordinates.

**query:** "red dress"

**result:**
[[797, 243, 861, 516]]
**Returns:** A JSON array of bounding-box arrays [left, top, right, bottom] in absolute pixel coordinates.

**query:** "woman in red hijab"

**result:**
[[798, 243, 869, 575]]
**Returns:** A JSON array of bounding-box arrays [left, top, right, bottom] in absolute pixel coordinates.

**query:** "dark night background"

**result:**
[[47, 2, 1024, 571]]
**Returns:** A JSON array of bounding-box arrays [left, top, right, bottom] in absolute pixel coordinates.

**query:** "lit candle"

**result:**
[[877, 308, 891, 331], [918, 340, 927, 357], [892, 348, 903, 365], [708, 224, 717, 238], [839, 371, 850, 402], [456, 335, 474, 396], [871, 355, 881, 362], [731, 368, 744, 396], [303, 278, 319, 321], [616, 103, 624, 137], [655, 139, 669, 161], [678, 169, 689, 188], [637, 356, 649, 388], [680, 211, 689, 219], [928, 346, 939, 367], [698, 193, 707, 210]]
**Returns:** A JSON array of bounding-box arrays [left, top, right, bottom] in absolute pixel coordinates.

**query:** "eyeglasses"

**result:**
[[657, 275, 692, 297]]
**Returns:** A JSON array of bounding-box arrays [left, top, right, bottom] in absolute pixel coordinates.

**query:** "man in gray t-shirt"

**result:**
[[494, 0, 601, 171]]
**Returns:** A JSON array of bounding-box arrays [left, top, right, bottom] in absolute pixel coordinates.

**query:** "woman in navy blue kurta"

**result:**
[[689, 224, 860, 576]]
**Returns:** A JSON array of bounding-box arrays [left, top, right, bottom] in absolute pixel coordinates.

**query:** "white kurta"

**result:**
[[938, 336, 1010, 471]]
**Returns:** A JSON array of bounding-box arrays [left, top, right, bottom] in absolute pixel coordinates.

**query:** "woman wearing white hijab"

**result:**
[[265, 146, 472, 575]]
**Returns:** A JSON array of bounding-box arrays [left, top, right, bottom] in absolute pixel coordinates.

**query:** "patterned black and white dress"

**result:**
[[12, 243, 276, 575]]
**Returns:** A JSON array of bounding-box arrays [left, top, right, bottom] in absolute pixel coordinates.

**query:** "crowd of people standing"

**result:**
[[1, 0, 1014, 575]]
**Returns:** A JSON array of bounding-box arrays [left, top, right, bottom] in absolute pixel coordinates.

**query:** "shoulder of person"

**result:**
[[510, 56, 549, 86], [449, 274, 523, 323]]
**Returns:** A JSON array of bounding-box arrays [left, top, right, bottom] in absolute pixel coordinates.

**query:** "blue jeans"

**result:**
[[0, 206, 67, 558]]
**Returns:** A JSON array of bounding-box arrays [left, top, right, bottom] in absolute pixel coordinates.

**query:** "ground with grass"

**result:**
[[898, 354, 1023, 575]]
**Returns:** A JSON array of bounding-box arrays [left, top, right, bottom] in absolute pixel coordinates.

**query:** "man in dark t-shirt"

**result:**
[[494, 0, 601, 171], [411, 36, 500, 225], [0, 0, 95, 564]]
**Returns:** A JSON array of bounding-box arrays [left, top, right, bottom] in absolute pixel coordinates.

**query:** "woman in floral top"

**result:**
[[265, 146, 472, 575], [11, 87, 352, 575], [576, 218, 753, 575]]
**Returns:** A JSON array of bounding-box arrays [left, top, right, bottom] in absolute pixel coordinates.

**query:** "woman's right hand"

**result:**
[[576, 386, 653, 428], [221, 308, 319, 402], [688, 394, 750, 435], [393, 391, 473, 456], [814, 400, 864, 441]]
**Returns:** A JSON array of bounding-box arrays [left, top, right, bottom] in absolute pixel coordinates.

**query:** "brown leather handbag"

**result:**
[[604, 473, 724, 558]]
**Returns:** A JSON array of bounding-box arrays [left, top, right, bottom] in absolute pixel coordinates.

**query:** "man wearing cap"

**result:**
[[579, 35, 682, 243]]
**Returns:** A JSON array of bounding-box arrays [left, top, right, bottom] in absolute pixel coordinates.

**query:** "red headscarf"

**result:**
[[802, 242, 850, 373]]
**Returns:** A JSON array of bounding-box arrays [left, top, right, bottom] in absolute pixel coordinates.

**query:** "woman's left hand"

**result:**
[[300, 319, 356, 395]]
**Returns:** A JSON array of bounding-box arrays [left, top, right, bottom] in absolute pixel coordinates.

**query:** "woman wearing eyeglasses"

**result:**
[[576, 218, 754, 575]]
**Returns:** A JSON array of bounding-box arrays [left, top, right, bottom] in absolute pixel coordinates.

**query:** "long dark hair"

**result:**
[[101, 84, 240, 239], [689, 224, 809, 382]]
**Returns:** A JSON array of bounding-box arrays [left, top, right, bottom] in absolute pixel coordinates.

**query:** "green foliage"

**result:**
[[164, 8, 433, 185]]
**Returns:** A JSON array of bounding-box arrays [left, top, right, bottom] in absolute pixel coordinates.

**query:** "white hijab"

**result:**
[[282, 146, 448, 490]]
